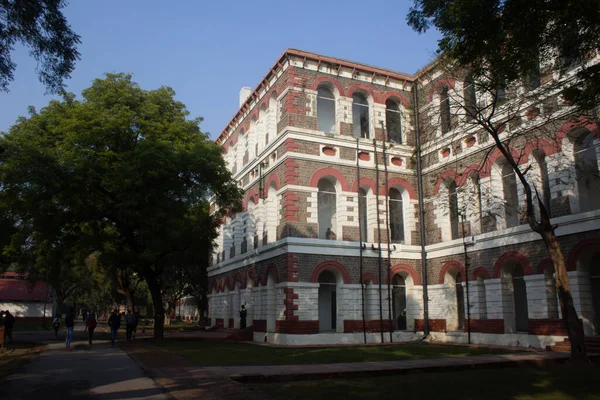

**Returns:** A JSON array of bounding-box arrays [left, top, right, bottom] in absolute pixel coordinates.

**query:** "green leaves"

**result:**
[[407, 0, 600, 111], [0, 0, 81, 93], [0, 73, 241, 335]]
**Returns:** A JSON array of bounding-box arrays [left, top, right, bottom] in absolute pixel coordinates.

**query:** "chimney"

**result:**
[[239, 87, 252, 107]]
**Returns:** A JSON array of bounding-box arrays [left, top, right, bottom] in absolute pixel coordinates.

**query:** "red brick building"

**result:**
[[207, 49, 600, 347]]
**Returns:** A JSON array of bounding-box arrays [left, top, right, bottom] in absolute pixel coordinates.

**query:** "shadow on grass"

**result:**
[[160, 340, 521, 367], [254, 365, 600, 400]]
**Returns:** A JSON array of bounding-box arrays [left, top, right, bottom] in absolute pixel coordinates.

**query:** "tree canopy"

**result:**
[[0, 0, 80, 93], [407, 0, 600, 111], [0, 73, 242, 338]]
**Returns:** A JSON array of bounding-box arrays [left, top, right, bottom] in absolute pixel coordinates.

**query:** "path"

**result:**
[[3, 324, 168, 400]]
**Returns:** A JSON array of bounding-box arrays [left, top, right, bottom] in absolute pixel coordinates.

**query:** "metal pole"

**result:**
[[413, 82, 430, 336], [373, 138, 384, 343], [381, 121, 393, 343], [356, 138, 367, 344], [461, 215, 472, 344]]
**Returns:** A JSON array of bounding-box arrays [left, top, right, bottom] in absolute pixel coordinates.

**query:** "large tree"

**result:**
[[407, 1, 599, 364], [407, 0, 600, 113], [0, 0, 80, 93], [0, 73, 242, 339]]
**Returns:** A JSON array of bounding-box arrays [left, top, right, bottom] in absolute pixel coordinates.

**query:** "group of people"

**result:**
[[0, 310, 16, 344], [108, 309, 139, 347], [51, 309, 140, 350]]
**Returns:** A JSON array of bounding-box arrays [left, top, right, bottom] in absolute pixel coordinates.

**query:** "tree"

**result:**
[[408, 0, 598, 366], [0, 0, 80, 93], [0, 73, 242, 339], [407, 0, 600, 113], [414, 56, 593, 364]]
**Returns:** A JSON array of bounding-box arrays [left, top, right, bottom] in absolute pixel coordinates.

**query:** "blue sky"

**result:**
[[0, 1, 441, 139]]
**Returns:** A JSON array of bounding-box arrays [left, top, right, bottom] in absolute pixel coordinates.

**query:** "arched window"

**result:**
[[386, 99, 402, 143], [501, 163, 519, 227], [389, 188, 405, 243], [467, 174, 483, 234], [448, 180, 459, 240], [317, 86, 336, 134], [318, 179, 337, 239], [533, 150, 551, 217], [573, 131, 600, 213], [352, 93, 370, 138], [267, 91, 278, 144], [392, 274, 407, 330], [463, 77, 476, 121], [440, 86, 451, 134], [358, 188, 368, 242]]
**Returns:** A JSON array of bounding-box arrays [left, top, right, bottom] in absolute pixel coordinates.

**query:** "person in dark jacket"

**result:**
[[108, 310, 121, 348], [86, 313, 97, 345], [239, 305, 247, 329], [3, 311, 15, 344], [52, 313, 61, 339], [65, 309, 75, 351]]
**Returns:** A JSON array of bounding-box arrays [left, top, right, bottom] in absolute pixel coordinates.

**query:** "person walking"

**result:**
[[3, 311, 15, 344], [125, 310, 134, 341], [108, 310, 121, 348], [86, 313, 97, 345], [132, 311, 140, 340], [65, 310, 75, 351], [239, 305, 247, 329], [52, 313, 61, 339]]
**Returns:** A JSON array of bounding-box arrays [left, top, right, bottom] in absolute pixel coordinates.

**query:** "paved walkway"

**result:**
[[3, 325, 168, 400], [120, 341, 272, 400], [206, 352, 570, 382]]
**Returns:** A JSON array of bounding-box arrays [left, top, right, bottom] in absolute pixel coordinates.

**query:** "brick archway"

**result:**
[[438, 260, 467, 284], [381, 91, 409, 107], [434, 170, 459, 194], [351, 177, 378, 194], [310, 261, 352, 284], [387, 264, 421, 285], [567, 238, 600, 271], [361, 272, 378, 284], [493, 251, 533, 278], [309, 167, 350, 191], [537, 259, 554, 274], [471, 267, 490, 281], [261, 264, 280, 286], [311, 76, 346, 97], [381, 177, 417, 199]]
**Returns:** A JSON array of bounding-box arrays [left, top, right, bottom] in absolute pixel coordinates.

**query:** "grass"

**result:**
[[254, 365, 600, 400], [12, 321, 52, 332], [160, 340, 519, 367], [0, 342, 45, 379]]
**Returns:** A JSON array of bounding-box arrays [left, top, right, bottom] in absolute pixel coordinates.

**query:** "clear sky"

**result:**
[[0, 1, 441, 139]]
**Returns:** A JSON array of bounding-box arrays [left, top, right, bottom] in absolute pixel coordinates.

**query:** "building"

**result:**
[[0, 272, 53, 321], [207, 49, 600, 347]]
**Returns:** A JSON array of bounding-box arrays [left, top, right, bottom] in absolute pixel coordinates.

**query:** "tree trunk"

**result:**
[[123, 287, 135, 313], [145, 275, 164, 340], [540, 226, 589, 365]]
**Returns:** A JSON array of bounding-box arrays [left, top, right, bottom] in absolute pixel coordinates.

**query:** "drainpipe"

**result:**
[[373, 138, 385, 343], [461, 215, 472, 344], [356, 138, 367, 344], [413, 81, 430, 336], [381, 121, 393, 343]]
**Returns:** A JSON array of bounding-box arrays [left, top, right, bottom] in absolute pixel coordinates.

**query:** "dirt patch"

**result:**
[[0, 342, 46, 380]]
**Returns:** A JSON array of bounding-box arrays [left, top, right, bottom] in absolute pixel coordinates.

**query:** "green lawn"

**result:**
[[12, 321, 52, 332], [161, 340, 519, 367], [255, 366, 600, 400]]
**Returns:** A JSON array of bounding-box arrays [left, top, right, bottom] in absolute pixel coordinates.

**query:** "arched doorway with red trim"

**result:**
[[495, 252, 531, 333]]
